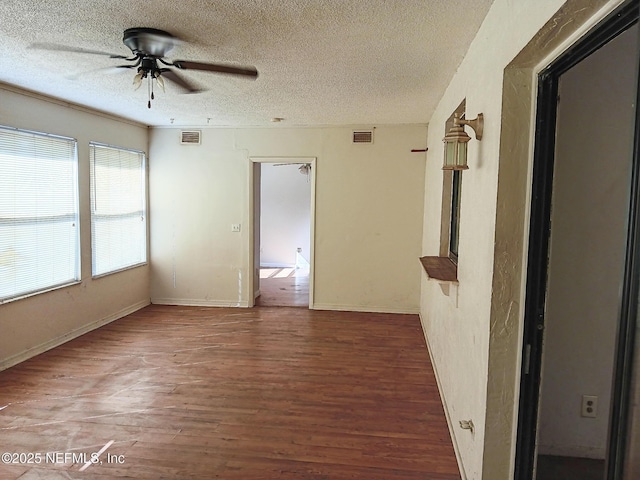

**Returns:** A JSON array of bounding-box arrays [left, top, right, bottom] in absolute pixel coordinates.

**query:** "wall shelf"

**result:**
[[419, 256, 458, 284]]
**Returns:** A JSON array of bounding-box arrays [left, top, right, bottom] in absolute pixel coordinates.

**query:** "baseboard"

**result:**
[[418, 312, 467, 480], [0, 299, 150, 372], [151, 297, 250, 308], [312, 303, 419, 315], [537, 444, 606, 459]]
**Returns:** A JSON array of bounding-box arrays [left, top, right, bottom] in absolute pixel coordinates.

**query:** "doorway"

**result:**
[[248, 157, 316, 308], [515, 2, 640, 479], [535, 23, 638, 479]]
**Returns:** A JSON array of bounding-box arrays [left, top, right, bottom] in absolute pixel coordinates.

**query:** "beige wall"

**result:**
[[419, 0, 625, 478], [0, 86, 150, 370], [149, 125, 426, 313]]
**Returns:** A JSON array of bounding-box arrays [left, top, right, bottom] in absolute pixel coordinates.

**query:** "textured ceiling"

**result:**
[[0, 0, 494, 127]]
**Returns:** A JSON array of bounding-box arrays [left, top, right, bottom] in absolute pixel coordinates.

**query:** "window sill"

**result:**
[[419, 256, 458, 284], [0, 280, 81, 305]]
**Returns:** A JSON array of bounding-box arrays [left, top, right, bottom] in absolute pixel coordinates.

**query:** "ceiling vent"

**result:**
[[180, 130, 201, 145], [352, 130, 373, 144]]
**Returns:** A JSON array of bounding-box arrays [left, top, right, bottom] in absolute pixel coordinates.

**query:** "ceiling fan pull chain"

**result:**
[[147, 75, 152, 109]]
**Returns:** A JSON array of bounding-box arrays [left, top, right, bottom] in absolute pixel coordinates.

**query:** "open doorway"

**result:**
[[248, 157, 316, 308], [535, 23, 638, 480], [515, 3, 640, 479]]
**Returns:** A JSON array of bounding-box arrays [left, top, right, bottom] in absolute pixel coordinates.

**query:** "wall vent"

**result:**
[[180, 130, 201, 145], [352, 130, 374, 144]]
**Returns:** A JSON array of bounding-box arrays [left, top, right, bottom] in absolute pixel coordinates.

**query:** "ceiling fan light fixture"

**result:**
[[155, 73, 165, 92], [133, 71, 143, 90]]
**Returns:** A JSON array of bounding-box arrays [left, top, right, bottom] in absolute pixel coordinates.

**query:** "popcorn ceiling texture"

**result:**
[[0, 0, 494, 126]]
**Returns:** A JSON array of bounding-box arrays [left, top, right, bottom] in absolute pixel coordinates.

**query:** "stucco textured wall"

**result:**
[[419, 0, 625, 478]]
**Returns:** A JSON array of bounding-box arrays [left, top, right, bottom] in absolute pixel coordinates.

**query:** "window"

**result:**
[[421, 102, 465, 284], [89, 143, 147, 277], [0, 126, 80, 302], [449, 169, 462, 263]]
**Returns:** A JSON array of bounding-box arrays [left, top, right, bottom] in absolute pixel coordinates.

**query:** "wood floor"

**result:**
[[255, 268, 309, 307], [0, 305, 460, 479]]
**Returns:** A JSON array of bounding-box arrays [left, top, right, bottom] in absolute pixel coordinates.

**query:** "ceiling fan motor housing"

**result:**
[[123, 27, 175, 57], [139, 57, 160, 77]]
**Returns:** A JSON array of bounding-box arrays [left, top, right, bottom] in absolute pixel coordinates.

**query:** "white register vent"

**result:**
[[352, 130, 374, 144], [180, 130, 201, 145]]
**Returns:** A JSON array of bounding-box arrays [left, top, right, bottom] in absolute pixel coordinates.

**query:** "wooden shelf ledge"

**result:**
[[420, 256, 458, 284]]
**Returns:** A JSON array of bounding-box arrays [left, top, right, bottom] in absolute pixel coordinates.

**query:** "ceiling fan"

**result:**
[[273, 162, 312, 179], [31, 27, 258, 108]]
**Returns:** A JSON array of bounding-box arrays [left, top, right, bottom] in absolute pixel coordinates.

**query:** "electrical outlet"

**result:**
[[581, 395, 598, 418], [231, 224, 241, 232]]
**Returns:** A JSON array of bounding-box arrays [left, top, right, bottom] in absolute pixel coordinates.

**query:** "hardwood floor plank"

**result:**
[[0, 305, 459, 479], [255, 268, 309, 307]]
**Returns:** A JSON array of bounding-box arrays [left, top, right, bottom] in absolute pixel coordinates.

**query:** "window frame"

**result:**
[[89, 142, 147, 278], [0, 125, 80, 303], [449, 169, 462, 264]]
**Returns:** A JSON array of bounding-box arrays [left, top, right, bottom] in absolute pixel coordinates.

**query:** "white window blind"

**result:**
[[90, 143, 147, 277], [0, 126, 80, 303]]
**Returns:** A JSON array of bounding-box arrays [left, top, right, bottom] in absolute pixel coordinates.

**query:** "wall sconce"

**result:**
[[442, 113, 484, 170]]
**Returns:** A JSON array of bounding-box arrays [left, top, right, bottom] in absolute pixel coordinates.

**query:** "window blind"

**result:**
[[0, 126, 80, 303], [89, 143, 147, 277]]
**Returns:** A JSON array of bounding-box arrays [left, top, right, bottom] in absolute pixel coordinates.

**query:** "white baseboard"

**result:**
[[151, 297, 250, 308], [151, 298, 415, 314], [0, 300, 150, 372], [418, 312, 467, 480], [312, 302, 419, 315]]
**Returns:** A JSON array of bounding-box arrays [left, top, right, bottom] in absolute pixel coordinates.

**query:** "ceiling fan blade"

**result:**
[[172, 60, 258, 78], [66, 65, 131, 80], [29, 42, 130, 59], [161, 70, 202, 93]]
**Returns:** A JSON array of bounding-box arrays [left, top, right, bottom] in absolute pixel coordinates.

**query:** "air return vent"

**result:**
[[352, 130, 373, 144], [180, 130, 201, 145]]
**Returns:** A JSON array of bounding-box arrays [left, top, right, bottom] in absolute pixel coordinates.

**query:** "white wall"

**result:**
[[0, 85, 150, 370], [537, 24, 638, 459], [418, 0, 625, 478], [149, 125, 426, 313], [260, 163, 311, 267]]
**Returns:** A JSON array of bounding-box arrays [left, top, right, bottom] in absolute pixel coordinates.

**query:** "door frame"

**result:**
[[247, 156, 317, 308], [514, 1, 640, 478]]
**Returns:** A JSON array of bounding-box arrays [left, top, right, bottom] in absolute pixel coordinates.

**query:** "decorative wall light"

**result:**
[[442, 112, 484, 170]]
